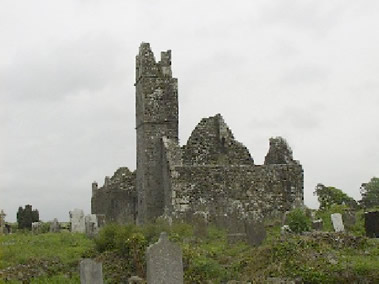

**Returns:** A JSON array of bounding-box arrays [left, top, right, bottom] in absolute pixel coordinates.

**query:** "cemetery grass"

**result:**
[[92, 217, 379, 283], [1, 211, 379, 283], [0, 231, 94, 283]]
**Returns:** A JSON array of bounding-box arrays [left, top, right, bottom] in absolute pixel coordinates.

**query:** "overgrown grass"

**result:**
[[0, 232, 94, 282], [1, 215, 379, 283]]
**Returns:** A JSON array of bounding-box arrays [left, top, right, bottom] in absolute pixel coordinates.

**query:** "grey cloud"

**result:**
[[281, 64, 330, 85], [1, 33, 127, 101], [259, 1, 348, 36]]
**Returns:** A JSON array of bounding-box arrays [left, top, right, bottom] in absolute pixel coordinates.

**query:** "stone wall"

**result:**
[[168, 164, 303, 224], [91, 167, 136, 224], [182, 114, 254, 166]]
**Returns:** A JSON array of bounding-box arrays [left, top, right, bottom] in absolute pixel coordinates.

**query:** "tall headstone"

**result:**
[[0, 210, 6, 234], [80, 259, 103, 284], [85, 214, 98, 237], [50, 218, 60, 233], [364, 211, 379, 238], [146, 232, 183, 284], [69, 209, 85, 233], [331, 213, 344, 232]]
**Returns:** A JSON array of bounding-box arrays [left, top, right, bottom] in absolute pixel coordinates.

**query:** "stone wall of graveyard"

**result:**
[[91, 167, 137, 224]]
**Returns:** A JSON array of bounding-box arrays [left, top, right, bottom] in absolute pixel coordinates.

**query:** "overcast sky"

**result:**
[[1, 0, 379, 222]]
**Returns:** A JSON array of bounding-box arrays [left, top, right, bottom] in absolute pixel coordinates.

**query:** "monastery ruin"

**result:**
[[91, 43, 304, 228]]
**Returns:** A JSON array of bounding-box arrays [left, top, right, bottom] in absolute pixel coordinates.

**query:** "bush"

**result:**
[[286, 208, 310, 233]]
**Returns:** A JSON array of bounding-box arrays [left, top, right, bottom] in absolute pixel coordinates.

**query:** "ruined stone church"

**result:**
[[91, 43, 304, 227]]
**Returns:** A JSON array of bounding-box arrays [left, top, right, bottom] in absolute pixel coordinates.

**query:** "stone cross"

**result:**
[[331, 213, 344, 232], [146, 232, 183, 284], [69, 209, 85, 233], [80, 259, 103, 284]]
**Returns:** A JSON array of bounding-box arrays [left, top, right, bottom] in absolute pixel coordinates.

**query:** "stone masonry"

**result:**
[[91, 43, 304, 226]]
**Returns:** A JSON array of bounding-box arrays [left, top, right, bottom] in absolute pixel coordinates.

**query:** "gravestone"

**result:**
[[311, 219, 323, 231], [50, 218, 60, 233], [364, 211, 379, 238], [32, 222, 42, 234], [80, 259, 103, 284], [85, 214, 98, 237], [192, 211, 208, 237], [146, 232, 183, 284], [342, 210, 356, 228], [331, 213, 344, 232], [245, 220, 266, 246], [0, 210, 6, 234], [69, 209, 85, 233]]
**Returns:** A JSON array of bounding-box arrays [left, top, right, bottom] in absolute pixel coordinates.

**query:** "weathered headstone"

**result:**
[[85, 214, 98, 237], [0, 210, 6, 235], [80, 259, 103, 284], [69, 209, 85, 233], [311, 219, 323, 231], [146, 232, 183, 284], [342, 210, 356, 228], [192, 211, 208, 237], [50, 218, 60, 233], [32, 222, 42, 234], [331, 213, 344, 232], [245, 220, 266, 246], [364, 211, 379, 238]]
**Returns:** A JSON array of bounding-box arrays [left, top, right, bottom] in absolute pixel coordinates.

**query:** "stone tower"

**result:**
[[135, 43, 178, 224]]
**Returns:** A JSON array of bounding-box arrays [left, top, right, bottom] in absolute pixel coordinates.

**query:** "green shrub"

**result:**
[[286, 208, 310, 233]]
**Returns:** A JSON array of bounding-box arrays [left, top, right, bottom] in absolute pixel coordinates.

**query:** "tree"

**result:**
[[17, 204, 39, 230], [360, 177, 379, 209], [314, 183, 357, 210]]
